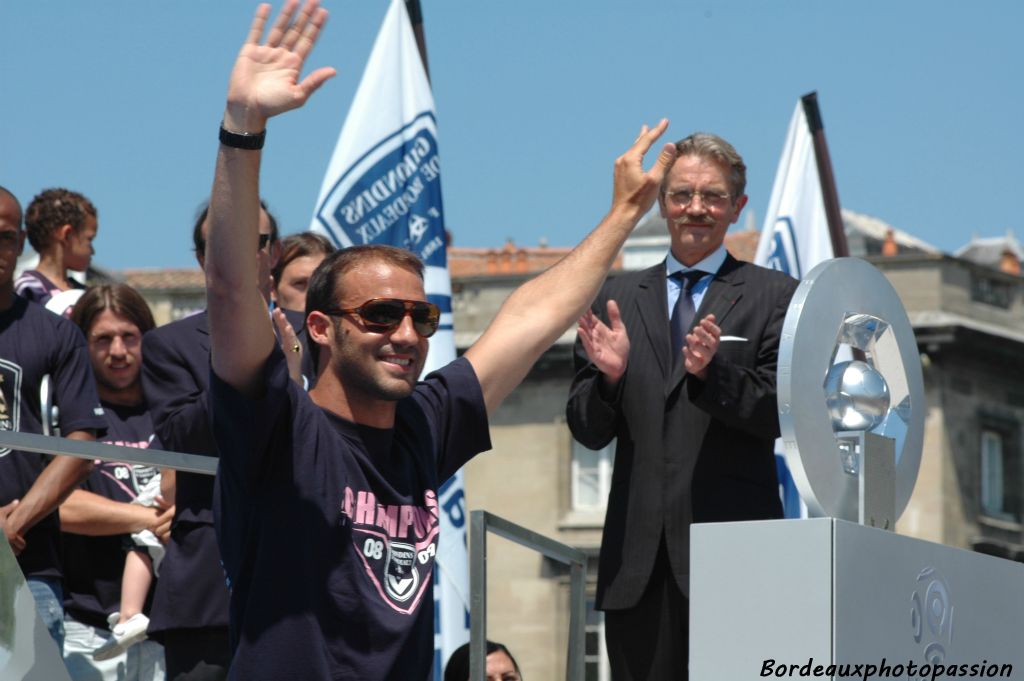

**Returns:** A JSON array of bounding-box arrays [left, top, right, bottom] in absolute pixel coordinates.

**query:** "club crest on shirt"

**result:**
[[342, 487, 440, 614], [0, 360, 22, 457], [384, 541, 420, 602]]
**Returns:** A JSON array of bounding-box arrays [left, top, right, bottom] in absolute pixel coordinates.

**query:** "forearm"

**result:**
[[60, 489, 156, 536], [207, 106, 266, 299], [7, 448, 93, 537], [206, 108, 276, 394], [160, 468, 176, 505], [465, 206, 641, 414], [502, 205, 640, 352]]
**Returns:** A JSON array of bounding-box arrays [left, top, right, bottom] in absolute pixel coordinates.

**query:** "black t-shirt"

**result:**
[[212, 348, 491, 681], [0, 297, 106, 578], [62, 401, 159, 628]]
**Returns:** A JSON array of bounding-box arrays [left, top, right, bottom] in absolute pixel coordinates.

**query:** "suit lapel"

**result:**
[[195, 310, 211, 354], [634, 263, 671, 377], [666, 254, 747, 396]]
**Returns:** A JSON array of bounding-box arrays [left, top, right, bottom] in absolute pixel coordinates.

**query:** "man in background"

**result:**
[[0, 185, 107, 652]]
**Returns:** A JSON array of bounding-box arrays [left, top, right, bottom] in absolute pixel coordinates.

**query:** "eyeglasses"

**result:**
[[665, 188, 732, 210], [196, 232, 273, 255], [322, 298, 441, 338]]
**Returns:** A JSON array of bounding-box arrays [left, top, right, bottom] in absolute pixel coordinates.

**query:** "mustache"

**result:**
[[670, 215, 716, 227]]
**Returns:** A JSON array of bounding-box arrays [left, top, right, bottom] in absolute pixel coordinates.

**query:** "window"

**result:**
[[585, 599, 611, 681], [980, 425, 1020, 522], [571, 440, 615, 511], [970, 273, 1014, 309]]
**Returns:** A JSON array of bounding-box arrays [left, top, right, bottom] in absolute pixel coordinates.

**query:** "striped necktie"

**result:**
[[670, 270, 706, 366]]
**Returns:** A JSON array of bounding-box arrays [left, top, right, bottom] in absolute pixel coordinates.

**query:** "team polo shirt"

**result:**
[[0, 296, 106, 578], [212, 348, 491, 681]]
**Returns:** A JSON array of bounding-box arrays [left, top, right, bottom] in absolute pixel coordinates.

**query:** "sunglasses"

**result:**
[[323, 298, 441, 338], [196, 232, 272, 255]]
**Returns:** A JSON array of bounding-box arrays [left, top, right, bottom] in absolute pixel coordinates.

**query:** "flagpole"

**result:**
[[800, 91, 848, 257], [398, 3, 474, 676], [404, 0, 431, 83]]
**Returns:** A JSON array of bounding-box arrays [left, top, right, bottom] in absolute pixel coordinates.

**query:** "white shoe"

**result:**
[[93, 613, 149, 661]]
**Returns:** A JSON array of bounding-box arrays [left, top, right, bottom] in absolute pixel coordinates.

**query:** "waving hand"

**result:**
[[225, 0, 336, 132]]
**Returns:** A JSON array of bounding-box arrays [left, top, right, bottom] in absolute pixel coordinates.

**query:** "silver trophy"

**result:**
[[776, 257, 925, 527]]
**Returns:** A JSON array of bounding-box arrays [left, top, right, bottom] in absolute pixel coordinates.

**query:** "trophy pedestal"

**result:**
[[690, 518, 1024, 680]]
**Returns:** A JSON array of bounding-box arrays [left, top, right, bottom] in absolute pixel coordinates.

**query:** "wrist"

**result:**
[[605, 202, 645, 230], [222, 105, 267, 138], [220, 123, 266, 151]]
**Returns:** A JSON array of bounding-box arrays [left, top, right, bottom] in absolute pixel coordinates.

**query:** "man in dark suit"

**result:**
[[567, 133, 799, 680], [141, 204, 281, 681]]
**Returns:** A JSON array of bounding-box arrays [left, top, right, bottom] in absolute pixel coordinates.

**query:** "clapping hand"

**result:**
[[682, 314, 720, 380], [578, 300, 630, 388]]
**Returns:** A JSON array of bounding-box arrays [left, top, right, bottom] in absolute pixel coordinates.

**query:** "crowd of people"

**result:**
[[1, 1, 795, 680], [0, 183, 339, 680]]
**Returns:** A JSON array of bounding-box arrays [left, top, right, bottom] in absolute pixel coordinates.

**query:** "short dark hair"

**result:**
[[70, 283, 156, 338], [305, 244, 424, 319], [192, 199, 280, 257], [271, 232, 336, 286], [444, 640, 521, 681], [25, 188, 97, 252], [0, 186, 22, 229]]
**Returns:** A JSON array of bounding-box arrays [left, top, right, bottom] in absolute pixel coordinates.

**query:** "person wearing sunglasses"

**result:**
[[138, 200, 280, 681], [201, 3, 677, 680]]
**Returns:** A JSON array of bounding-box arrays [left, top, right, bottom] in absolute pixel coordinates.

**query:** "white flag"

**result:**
[[754, 100, 837, 518], [309, 0, 470, 672]]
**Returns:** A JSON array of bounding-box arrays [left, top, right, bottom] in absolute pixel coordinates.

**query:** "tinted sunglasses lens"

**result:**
[[410, 303, 440, 338], [360, 300, 406, 329]]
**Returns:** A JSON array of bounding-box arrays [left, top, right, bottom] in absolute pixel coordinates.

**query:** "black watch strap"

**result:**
[[219, 124, 266, 150]]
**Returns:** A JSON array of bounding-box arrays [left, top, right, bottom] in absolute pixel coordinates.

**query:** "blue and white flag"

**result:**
[[754, 100, 837, 518], [309, 0, 470, 673]]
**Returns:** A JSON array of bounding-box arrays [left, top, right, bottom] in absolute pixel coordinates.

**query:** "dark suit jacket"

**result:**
[[567, 255, 798, 610], [141, 310, 229, 632]]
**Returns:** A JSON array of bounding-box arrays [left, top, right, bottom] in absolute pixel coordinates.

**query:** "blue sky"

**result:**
[[3, 1, 1022, 270]]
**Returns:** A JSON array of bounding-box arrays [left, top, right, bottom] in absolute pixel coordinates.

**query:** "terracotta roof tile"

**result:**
[[122, 268, 205, 291], [449, 242, 625, 277]]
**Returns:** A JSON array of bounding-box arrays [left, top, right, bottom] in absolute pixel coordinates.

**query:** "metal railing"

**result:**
[[469, 510, 587, 681], [0, 434, 591, 678], [0, 430, 217, 474]]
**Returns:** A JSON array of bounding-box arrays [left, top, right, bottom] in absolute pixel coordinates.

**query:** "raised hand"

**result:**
[[682, 314, 720, 380], [611, 119, 677, 218], [578, 300, 630, 387], [272, 307, 304, 385], [225, 0, 337, 132]]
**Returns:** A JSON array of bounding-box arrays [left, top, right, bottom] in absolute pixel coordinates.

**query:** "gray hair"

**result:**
[[668, 132, 747, 200]]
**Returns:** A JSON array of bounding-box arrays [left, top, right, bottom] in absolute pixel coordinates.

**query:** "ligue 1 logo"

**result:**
[[314, 114, 447, 269], [910, 567, 954, 665]]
